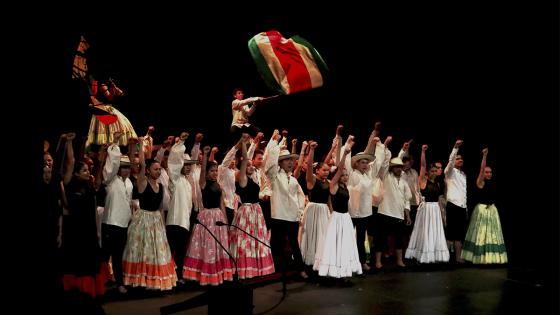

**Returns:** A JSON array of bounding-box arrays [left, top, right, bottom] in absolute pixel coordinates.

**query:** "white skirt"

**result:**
[[300, 202, 330, 266], [313, 211, 362, 278], [405, 202, 450, 263]]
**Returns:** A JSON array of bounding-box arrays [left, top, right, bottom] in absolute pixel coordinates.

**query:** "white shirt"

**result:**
[[265, 141, 306, 222], [445, 147, 467, 208], [398, 149, 421, 206], [378, 172, 412, 220], [102, 144, 133, 228], [218, 146, 238, 210], [166, 142, 194, 230], [189, 142, 203, 211], [344, 142, 387, 218], [231, 97, 260, 127], [155, 148, 171, 211], [257, 138, 275, 199]]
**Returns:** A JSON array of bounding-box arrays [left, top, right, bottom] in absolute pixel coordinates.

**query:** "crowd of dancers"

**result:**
[[40, 89, 507, 299]]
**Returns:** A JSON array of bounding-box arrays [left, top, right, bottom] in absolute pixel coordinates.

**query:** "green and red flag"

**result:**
[[248, 30, 328, 95]]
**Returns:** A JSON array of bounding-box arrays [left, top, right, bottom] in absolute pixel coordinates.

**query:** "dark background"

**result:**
[[31, 3, 557, 306]]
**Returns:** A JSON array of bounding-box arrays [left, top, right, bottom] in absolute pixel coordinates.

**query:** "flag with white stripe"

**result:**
[[248, 30, 328, 95]]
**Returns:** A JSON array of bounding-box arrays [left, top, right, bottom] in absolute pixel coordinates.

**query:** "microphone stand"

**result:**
[[161, 218, 250, 315], [216, 221, 286, 297], [194, 218, 238, 282]]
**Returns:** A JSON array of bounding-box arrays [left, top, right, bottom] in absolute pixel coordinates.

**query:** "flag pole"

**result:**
[[261, 95, 280, 101]]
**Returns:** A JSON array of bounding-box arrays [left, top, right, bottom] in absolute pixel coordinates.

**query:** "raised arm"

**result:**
[[364, 122, 381, 155], [168, 132, 189, 182], [199, 146, 211, 189], [444, 139, 463, 177], [306, 141, 318, 190], [323, 136, 339, 165], [330, 136, 354, 195], [264, 130, 281, 177], [128, 136, 139, 163], [333, 125, 344, 166], [221, 140, 240, 169], [209, 147, 219, 163], [293, 140, 309, 179], [143, 126, 155, 159], [291, 138, 298, 154], [378, 136, 393, 179], [136, 137, 148, 193], [94, 144, 107, 190], [342, 135, 354, 173], [419, 144, 428, 190], [253, 132, 264, 152], [62, 133, 76, 185], [477, 148, 488, 189], [102, 132, 123, 185], [238, 136, 249, 188], [279, 130, 289, 149], [247, 132, 262, 160], [155, 136, 173, 163], [398, 139, 413, 159], [191, 133, 203, 161]]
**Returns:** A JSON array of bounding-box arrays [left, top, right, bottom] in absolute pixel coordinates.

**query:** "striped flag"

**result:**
[[248, 30, 328, 95]]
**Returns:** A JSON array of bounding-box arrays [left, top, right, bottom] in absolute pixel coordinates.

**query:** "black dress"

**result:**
[[61, 178, 106, 296]]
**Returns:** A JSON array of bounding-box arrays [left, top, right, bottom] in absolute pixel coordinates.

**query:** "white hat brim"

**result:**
[[278, 153, 299, 161]]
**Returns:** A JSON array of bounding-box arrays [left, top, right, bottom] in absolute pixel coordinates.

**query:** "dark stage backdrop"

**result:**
[[35, 6, 557, 299]]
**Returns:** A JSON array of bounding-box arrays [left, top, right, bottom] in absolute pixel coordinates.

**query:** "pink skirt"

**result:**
[[184, 208, 234, 285], [229, 203, 274, 279]]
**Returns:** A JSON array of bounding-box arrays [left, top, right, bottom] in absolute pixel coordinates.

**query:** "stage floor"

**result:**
[[97, 264, 550, 315]]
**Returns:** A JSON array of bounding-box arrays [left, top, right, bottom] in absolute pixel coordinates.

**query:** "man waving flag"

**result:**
[[248, 30, 328, 95]]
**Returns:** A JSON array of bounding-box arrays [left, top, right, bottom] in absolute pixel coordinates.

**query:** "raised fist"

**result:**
[[336, 124, 344, 136], [309, 141, 318, 149], [384, 136, 393, 146]]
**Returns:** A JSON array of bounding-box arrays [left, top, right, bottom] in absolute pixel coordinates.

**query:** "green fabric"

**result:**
[[248, 37, 285, 95], [461, 203, 508, 264]]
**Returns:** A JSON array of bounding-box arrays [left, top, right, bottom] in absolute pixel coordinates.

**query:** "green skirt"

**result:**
[[461, 203, 507, 264]]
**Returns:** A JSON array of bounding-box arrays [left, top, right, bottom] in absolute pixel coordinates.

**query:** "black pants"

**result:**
[[405, 205, 419, 247], [166, 225, 190, 280], [270, 219, 304, 272], [230, 125, 260, 144], [445, 202, 468, 241], [259, 198, 272, 229], [101, 223, 128, 286], [352, 214, 375, 264], [373, 214, 407, 253]]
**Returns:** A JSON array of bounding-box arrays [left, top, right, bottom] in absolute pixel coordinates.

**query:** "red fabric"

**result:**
[[266, 30, 312, 94], [95, 114, 118, 125], [62, 262, 109, 297]]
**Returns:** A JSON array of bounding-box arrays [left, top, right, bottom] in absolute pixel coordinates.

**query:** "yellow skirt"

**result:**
[[86, 105, 137, 147]]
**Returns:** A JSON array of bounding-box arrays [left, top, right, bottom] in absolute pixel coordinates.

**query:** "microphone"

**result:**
[[215, 221, 271, 249], [192, 217, 238, 282]]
